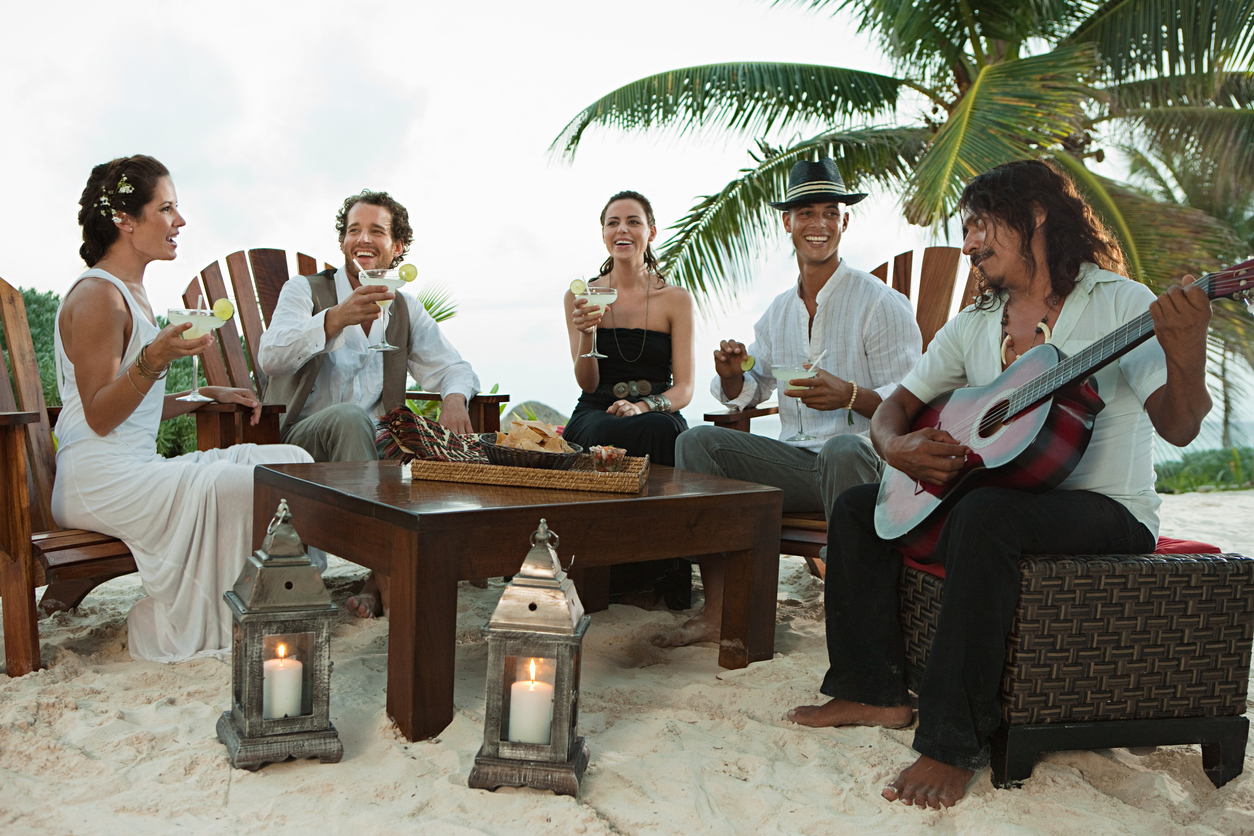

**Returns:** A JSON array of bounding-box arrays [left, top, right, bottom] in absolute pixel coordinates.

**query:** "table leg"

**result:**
[[386, 527, 459, 741], [717, 505, 780, 669], [567, 565, 610, 613]]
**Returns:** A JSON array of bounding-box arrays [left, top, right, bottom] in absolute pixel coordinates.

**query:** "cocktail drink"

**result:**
[[772, 363, 818, 442], [578, 286, 617, 359], [360, 268, 406, 352], [168, 308, 229, 403]]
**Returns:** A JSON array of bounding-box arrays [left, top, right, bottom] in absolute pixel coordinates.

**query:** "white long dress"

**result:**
[[50, 269, 314, 662]]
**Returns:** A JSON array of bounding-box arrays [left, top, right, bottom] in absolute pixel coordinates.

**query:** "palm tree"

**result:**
[[552, 0, 1254, 308]]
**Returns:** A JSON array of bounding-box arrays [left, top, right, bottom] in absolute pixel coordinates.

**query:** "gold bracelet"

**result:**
[[135, 344, 168, 381], [124, 365, 147, 396]]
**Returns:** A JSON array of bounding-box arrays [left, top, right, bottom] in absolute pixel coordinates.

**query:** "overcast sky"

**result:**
[[4, 0, 1241, 450]]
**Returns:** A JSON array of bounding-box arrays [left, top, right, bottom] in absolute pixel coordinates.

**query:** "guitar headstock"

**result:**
[[1202, 258, 1254, 304]]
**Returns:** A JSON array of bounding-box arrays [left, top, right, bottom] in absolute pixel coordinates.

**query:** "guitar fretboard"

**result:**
[[1005, 269, 1245, 418]]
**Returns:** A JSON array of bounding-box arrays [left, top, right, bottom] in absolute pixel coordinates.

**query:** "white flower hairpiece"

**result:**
[[96, 174, 133, 218]]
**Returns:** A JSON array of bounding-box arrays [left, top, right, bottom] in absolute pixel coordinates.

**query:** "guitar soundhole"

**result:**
[[979, 400, 1010, 438]]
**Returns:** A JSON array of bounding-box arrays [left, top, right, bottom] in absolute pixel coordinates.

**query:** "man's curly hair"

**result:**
[[335, 190, 413, 267]]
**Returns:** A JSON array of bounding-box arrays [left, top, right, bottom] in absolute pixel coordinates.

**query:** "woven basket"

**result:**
[[479, 432, 583, 471], [409, 453, 649, 494], [899, 552, 1254, 725]]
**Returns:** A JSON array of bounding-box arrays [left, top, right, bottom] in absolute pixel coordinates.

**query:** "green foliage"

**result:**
[[554, 0, 1254, 313], [0, 287, 62, 407], [1156, 446, 1254, 493]]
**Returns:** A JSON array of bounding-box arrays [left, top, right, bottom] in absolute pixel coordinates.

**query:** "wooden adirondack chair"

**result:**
[[702, 246, 974, 572], [0, 276, 142, 675], [201, 248, 507, 432]]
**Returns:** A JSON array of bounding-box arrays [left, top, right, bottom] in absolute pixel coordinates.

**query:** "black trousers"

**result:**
[[821, 484, 1155, 769]]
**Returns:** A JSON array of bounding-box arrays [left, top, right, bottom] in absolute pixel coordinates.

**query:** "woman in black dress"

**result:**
[[563, 190, 695, 607]]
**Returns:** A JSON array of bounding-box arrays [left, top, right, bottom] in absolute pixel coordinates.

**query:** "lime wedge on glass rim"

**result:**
[[569, 279, 587, 295], [398, 263, 418, 282], [212, 299, 234, 321]]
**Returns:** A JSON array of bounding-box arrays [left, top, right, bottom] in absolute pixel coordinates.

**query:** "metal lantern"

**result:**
[[469, 519, 591, 796], [216, 499, 343, 769]]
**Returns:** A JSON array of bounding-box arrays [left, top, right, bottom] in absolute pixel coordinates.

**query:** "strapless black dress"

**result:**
[[562, 328, 688, 466], [563, 328, 690, 609]]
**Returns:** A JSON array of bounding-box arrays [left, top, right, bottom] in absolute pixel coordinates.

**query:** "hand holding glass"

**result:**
[[772, 363, 818, 442], [577, 287, 617, 359], [360, 268, 406, 352], [168, 309, 228, 403]]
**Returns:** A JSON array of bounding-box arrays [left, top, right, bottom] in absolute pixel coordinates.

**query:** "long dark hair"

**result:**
[[598, 190, 666, 285], [958, 159, 1125, 309], [77, 155, 171, 266]]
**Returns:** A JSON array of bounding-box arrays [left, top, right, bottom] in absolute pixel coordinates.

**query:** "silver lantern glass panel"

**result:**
[[470, 519, 591, 796], [217, 499, 343, 769]]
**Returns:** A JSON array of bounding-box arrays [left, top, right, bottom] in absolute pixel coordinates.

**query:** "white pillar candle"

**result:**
[[263, 646, 304, 720], [508, 675, 554, 745]]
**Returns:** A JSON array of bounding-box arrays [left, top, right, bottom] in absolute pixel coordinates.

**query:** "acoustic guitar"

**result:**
[[874, 260, 1254, 559]]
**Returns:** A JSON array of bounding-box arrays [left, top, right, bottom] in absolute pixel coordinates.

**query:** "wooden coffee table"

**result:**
[[253, 461, 783, 741]]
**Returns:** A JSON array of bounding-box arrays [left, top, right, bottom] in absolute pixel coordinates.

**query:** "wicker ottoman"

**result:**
[[898, 552, 1254, 789]]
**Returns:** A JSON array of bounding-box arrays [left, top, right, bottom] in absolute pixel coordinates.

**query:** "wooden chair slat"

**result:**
[[249, 249, 291, 327], [200, 260, 254, 393], [296, 252, 317, 276], [0, 278, 55, 533], [916, 246, 963, 351], [40, 554, 138, 585], [871, 262, 888, 281], [181, 277, 232, 390], [33, 529, 128, 548], [225, 250, 267, 393], [39, 539, 136, 569], [892, 250, 913, 298]]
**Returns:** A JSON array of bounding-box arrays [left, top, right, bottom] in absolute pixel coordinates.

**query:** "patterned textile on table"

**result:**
[[376, 407, 487, 464]]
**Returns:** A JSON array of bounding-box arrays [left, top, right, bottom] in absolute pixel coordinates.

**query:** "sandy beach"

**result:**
[[3, 490, 1254, 835]]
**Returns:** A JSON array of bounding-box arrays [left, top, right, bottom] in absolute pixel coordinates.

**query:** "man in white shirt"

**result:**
[[788, 160, 1212, 809], [654, 159, 922, 648], [258, 190, 480, 615]]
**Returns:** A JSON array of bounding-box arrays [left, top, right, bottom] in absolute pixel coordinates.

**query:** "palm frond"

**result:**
[[1120, 107, 1254, 189], [416, 282, 457, 323], [550, 62, 906, 160], [903, 44, 1099, 226], [1068, 0, 1254, 83], [657, 128, 928, 307], [1120, 146, 1181, 203], [1103, 73, 1236, 112]]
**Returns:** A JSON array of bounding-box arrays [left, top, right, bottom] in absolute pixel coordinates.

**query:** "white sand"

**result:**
[[3, 492, 1254, 835]]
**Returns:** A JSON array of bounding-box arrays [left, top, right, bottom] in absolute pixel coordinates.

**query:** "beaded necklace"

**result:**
[[607, 275, 652, 364]]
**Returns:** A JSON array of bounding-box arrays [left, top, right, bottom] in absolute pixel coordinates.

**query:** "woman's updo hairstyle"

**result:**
[[77, 155, 171, 266], [598, 190, 666, 283]]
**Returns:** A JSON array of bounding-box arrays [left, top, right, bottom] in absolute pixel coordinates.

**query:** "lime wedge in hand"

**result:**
[[212, 299, 235, 321], [741, 355, 756, 372], [569, 279, 587, 295], [398, 263, 418, 282]]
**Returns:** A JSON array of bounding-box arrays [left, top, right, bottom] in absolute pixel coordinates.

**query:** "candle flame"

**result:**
[[277, 643, 287, 660], [529, 658, 537, 681]]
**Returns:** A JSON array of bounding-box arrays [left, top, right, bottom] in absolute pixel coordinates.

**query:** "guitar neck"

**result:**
[[1007, 266, 1251, 418]]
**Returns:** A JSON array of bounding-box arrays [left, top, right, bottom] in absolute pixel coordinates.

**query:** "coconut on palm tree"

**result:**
[[553, 0, 1254, 314]]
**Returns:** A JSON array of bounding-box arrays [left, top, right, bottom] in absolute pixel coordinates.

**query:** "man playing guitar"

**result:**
[[788, 159, 1214, 808]]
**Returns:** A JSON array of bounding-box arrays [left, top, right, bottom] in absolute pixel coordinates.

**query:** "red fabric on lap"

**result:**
[[899, 536, 1221, 580]]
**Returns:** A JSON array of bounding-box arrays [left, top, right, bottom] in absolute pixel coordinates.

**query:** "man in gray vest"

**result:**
[[258, 190, 480, 615]]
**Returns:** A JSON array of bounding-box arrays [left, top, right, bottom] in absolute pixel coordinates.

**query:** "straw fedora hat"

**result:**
[[768, 158, 868, 210]]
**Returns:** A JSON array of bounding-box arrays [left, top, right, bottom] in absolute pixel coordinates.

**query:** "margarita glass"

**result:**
[[360, 268, 406, 352], [577, 286, 618, 359], [772, 363, 818, 442], [168, 309, 229, 403]]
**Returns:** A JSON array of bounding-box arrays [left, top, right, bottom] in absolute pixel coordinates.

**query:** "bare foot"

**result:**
[[881, 755, 974, 809], [650, 609, 719, 647], [787, 698, 914, 729], [346, 575, 384, 619]]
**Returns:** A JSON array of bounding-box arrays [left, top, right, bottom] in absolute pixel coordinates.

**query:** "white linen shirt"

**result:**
[[900, 263, 1169, 537], [715, 259, 922, 451], [257, 267, 479, 424]]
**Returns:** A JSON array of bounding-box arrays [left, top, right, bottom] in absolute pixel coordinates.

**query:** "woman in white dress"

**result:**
[[51, 154, 314, 662]]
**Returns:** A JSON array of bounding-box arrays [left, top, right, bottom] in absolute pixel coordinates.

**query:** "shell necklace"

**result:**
[[1000, 297, 1059, 367]]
